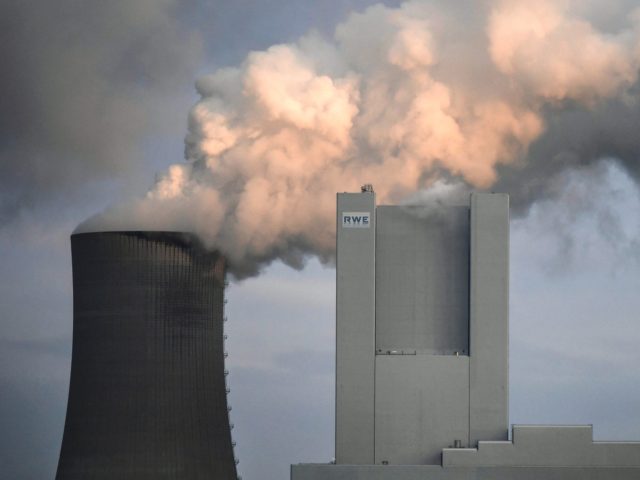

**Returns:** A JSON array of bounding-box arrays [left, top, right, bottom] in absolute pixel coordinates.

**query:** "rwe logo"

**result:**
[[342, 212, 371, 228]]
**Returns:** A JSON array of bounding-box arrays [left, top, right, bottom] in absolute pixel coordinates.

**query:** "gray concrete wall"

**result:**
[[375, 206, 469, 354], [373, 204, 471, 465], [469, 193, 509, 445], [374, 355, 469, 465], [292, 464, 640, 480], [335, 192, 376, 464], [444, 425, 640, 467]]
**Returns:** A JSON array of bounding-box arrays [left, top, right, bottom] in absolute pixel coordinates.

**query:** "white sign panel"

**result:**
[[342, 212, 371, 228]]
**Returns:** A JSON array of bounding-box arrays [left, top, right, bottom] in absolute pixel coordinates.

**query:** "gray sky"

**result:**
[[1, 2, 640, 480]]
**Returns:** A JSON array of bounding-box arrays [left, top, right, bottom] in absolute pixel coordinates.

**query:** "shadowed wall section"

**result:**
[[56, 231, 237, 480]]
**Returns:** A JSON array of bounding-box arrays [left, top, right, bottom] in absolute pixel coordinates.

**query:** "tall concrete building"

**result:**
[[56, 232, 238, 480], [292, 189, 640, 480]]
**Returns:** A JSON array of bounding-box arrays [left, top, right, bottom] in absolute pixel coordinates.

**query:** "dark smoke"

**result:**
[[0, 0, 202, 222]]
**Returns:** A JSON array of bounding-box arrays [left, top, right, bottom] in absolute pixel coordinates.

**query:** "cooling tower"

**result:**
[[55, 231, 237, 480]]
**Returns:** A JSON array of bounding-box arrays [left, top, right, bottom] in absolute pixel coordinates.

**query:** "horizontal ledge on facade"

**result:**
[[375, 348, 469, 357]]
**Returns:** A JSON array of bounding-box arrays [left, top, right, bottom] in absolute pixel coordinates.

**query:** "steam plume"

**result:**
[[79, 0, 640, 277]]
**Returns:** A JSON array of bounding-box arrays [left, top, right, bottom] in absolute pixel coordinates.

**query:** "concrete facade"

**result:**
[[443, 425, 640, 467], [375, 205, 470, 356], [292, 464, 640, 480], [373, 204, 473, 464], [375, 355, 469, 465], [335, 192, 509, 465], [293, 189, 640, 480], [469, 193, 509, 445], [292, 426, 640, 479], [335, 193, 376, 464]]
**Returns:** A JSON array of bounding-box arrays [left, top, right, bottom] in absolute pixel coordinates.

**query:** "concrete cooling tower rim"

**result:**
[[71, 230, 204, 247]]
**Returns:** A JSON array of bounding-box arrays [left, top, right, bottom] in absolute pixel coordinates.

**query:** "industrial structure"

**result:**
[[56, 232, 238, 480], [292, 189, 640, 480]]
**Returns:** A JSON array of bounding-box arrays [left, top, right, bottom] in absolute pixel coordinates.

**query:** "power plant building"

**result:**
[[56, 232, 238, 480], [292, 189, 640, 480]]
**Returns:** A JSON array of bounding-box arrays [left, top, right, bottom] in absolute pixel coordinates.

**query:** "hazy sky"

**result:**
[[1, 1, 640, 480]]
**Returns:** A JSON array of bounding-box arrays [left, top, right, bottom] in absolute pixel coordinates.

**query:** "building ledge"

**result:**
[[443, 425, 640, 467]]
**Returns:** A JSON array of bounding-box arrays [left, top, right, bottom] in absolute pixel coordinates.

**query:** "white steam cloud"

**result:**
[[78, 0, 640, 277]]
